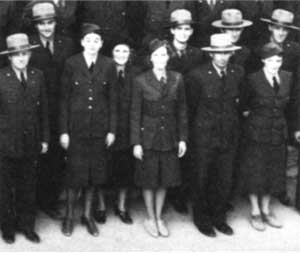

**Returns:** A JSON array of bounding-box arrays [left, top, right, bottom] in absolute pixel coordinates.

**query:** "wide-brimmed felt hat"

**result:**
[[260, 9, 300, 31], [166, 9, 196, 28], [260, 42, 283, 59], [212, 9, 253, 29], [202, 33, 241, 52], [29, 0, 56, 21], [0, 33, 39, 55]]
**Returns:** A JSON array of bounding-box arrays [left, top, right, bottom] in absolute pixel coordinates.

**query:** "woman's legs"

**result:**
[[142, 189, 155, 220], [249, 193, 265, 231], [83, 186, 94, 218], [118, 188, 127, 211], [249, 194, 261, 216], [62, 188, 77, 236], [96, 188, 106, 211], [155, 187, 167, 220], [261, 194, 271, 215]]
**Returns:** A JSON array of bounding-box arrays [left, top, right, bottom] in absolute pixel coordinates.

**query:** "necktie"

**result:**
[[45, 41, 52, 56], [118, 69, 125, 86], [89, 62, 94, 73], [20, 72, 27, 89], [272, 76, 280, 94], [220, 70, 226, 83]]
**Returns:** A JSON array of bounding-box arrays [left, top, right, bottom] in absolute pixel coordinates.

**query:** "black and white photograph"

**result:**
[[0, 0, 300, 251]]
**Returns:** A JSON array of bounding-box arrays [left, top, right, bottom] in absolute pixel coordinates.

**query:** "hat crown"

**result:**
[[271, 9, 294, 24], [261, 42, 283, 59], [32, 2, 56, 18], [210, 34, 233, 48], [221, 9, 243, 24], [6, 33, 30, 49], [170, 9, 192, 23]]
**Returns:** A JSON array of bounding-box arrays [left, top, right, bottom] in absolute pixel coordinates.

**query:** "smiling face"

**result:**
[[150, 46, 169, 70], [112, 44, 130, 66], [36, 18, 56, 40], [262, 55, 283, 75], [81, 33, 103, 55], [171, 24, 193, 44], [269, 24, 289, 44], [210, 51, 233, 69], [9, 51, 31, 71]]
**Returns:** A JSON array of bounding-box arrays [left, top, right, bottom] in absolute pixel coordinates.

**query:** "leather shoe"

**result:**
[[2, 228, 15, 244], [279, 195, 292, 206], [62, 218, 74, 237], [195, 224, 216, 237], [171, 200, 188, 214], [214, 222, 234, 236], [114, 206, 133, 224], [81, 216, 99, 237], [94, 210, 106, 224], [19, 229, 40, 243], [262, 212, 283, 229], [250, 214, 265, 231]]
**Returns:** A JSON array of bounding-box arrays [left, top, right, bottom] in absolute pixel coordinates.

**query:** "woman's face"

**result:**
[[262, 55, 283, 75], [150, 46, 169, 70], [81, 33, 103, 55], [113, 44, 130, 66]]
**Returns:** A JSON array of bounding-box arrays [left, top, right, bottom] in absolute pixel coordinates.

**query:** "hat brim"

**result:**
[[260, 18, 300, 31], [0, 44, 40, 55], [165, 20, 198, 28], [33, 14, 56, 22], [212, 20, 253, 28], [201, 45, 241, 52]]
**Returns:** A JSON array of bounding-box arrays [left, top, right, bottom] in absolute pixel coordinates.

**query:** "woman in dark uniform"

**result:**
[[130, 39, 188, 237], [239, 42, 292, 231], [59, 23, 116, 237]]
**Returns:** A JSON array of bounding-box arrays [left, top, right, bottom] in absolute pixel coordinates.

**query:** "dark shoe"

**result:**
[[62, 218, 74, 237], [172, 200, 188, 214], [195, 224, 216, 237], [42, 208, 64, 220], [94, 210, 106, 224], [225, 202, 234, 212], [19, 229, 40, 243], [214, 222, 234, 236], [2, 228, 15, 244], [81, 216, 99, 237], [114, 207, 133, 224], [279, 195, 292, 206]]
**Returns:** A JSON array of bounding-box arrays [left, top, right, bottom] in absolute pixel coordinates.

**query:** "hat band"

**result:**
[[33, 13, 56, 20], [221, 20, 244, 26], [7, 44, 31, 52], [271, 18, 293, 26]]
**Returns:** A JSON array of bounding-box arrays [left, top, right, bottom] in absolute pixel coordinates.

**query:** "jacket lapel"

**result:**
[[77, 53, 91, 78], [146, 70, 163, 93], [260, 70, 277, 95], [92, 54, 105, 78]]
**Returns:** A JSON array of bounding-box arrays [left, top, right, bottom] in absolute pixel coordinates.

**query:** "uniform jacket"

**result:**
[[29, 34, 75, 129], [168, 43, 204, 75], [240, 69, 292, 145], [60, 53, 117, 139], [0, 66, 49, 158], [230, 45, 251, 71], [185, 62, 244, 149], [130, 70, 188, 151]]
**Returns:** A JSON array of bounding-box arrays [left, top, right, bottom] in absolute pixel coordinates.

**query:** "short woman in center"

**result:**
[[130, 39, 188, 238]]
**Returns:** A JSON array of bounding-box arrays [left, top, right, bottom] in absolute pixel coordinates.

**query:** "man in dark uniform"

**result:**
[[166, 9, 203, 214], [252, 9, 300, 206], [27, 0, 75, 219], [0, 33, 49, 244], [186, 34, 244, 237]]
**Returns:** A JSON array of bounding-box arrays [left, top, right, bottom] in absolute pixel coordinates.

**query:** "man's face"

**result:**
[[36, 19, 56, 39], [171, 24, 193, 44], [262, 55, 283, 75], [210, 52, 233, 69], [113, 44, 130, 65], [81, 33, 103, 55], [222, 28, 244, 44], [269, 24, 289, 44], [9, 51, 31, 71]]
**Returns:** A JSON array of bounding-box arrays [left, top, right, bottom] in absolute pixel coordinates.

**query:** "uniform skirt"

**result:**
[[135, 149, 181, 189], [110, 148, 134, 188], [239, 139, 287, 196], [65, 137, 107, 188]]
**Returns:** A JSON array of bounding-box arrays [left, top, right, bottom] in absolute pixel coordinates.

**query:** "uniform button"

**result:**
[[89, 89, 93, 92], [88, 97, 93, 101], [160, 126, 164, 130], [161, 105, 165, 109], [88, 105, 93, 109]]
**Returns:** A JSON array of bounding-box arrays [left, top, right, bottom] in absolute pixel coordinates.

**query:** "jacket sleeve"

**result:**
[[59, 61, 72, 134], [107, 63, 117, 135], [176, 74, 188, 143], [39, 72, 50, 143], [130, 76, 143, 146]]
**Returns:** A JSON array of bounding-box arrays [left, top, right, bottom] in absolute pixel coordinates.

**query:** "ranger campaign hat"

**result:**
[[31, 0, 57, 21], [260, 9, 300, 31], [202, 33, 241, 52], [167, 9, 196, 28], [0, 33, 39, 55], [212, 9, 253, 29]]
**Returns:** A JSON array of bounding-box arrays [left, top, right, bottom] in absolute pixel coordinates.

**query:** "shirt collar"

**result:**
[[153, 69, 167, 82], [212, 62, 227, 77], [12, 66, 27, 81], [263, 67, 280, 86], [83, 52, 97, 68]]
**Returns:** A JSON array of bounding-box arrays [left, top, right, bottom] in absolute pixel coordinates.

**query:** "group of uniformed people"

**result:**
[[1, 0, 300, 245]]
